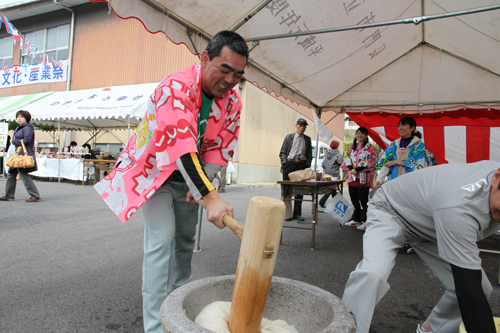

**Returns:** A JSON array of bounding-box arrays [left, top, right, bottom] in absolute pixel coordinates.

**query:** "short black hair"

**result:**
[[351, 126, 370, 150], [16, 110, 31, 123], [82, 143, 91, 150], [70, 141, 77, 146], [399, 116, 417, 129], [399, 116, 418, 137], [205, 30, 249, 61]]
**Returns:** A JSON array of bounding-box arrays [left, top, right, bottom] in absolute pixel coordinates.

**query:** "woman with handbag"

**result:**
[[0, 110, 41, 202]]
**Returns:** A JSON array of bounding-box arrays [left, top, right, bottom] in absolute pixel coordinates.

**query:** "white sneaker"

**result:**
[[345, 220, 362, 227], [356, 223, 367, 230], [416, 323, 433, 333]]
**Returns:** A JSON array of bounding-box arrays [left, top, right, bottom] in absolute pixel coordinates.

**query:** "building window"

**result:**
[[0, 36, 13, 67], [21, 24, 70, 64]]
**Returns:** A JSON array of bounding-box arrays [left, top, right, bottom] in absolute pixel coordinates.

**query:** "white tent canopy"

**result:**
[[0, 83, 158, 129], [98, 0, 500, 112], [0, 92, 54, 116]]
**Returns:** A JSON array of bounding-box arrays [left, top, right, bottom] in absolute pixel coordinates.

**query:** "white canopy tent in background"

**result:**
[[0, 83, 158, 182], [94, 0, 500, 164], [0, 82, 158, 131]]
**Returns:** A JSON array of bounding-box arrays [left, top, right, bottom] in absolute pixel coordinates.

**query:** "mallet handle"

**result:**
[[198, 199, 244, 240]]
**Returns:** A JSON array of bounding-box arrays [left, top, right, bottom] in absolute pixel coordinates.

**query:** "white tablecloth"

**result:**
[[31, 158, 85, 181]]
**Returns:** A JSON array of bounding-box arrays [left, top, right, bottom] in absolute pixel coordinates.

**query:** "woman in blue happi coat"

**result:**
[[373, 116, 429, 254], [373, 116, 429, 190]]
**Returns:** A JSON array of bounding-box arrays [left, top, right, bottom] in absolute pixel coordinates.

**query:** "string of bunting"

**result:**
[[0, 12, 62, 70]]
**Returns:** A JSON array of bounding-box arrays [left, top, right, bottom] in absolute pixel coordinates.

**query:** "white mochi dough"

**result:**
[[194, 301, 299, 333]]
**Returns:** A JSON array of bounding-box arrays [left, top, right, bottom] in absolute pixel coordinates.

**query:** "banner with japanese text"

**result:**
[[1, 60, 68, 88]]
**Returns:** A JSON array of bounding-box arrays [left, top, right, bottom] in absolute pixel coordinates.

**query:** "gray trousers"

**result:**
[[217, 166, 227, 190], [141, 180, 199, 333], [3, 169, 40, 199], [342, 204, 493, 333]]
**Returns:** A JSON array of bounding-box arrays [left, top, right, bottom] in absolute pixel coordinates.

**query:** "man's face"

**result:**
[[296, 123, 307, 135], [200, 46, 247, 98], [489, 168, 500, 221]]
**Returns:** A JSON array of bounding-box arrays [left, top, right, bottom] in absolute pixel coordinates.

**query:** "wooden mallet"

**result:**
[[228, 196, 285, 333], [199, 196, 285, 332]]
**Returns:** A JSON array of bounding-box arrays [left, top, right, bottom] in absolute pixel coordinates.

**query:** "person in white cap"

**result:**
[[279, 118, 312, 221]]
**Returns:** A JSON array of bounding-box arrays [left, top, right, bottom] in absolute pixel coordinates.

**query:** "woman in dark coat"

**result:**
[[0, 110, 41, 202]]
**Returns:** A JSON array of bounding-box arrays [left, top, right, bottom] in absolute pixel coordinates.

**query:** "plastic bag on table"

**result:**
[[288, 168, 315, 182], [324, 193, 354, 225]]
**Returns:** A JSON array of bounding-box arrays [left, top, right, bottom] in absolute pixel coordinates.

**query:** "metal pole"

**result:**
[[314, 133, 320, 174], [58, 119, 61, 183], [335, 100, 500, 109], [230, 0, 273, 32], [127, 116, 131, 141], [245, 4, 500, 42], [193, 205, 203, 252]]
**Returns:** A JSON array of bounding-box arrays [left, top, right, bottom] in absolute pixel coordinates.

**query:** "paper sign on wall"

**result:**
[[0, 122, 8, 148]]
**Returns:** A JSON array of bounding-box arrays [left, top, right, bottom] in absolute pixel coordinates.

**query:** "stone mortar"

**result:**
[[161, 275, 356, 333]]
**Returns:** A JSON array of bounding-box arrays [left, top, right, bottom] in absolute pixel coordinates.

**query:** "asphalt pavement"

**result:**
[[0, 179, 499, 333]]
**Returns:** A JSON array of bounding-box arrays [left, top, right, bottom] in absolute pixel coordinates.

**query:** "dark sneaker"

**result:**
[[0, 197, 14, 201], [398, 242, 414, 254], [26, 196, 42, 202], [293, 215, 305, 221]]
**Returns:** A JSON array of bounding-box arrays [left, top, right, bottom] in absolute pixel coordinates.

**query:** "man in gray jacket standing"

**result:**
[[279, 118, 312, 221], [343, 161, 500, 333]]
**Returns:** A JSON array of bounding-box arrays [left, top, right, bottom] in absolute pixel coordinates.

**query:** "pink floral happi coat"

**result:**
[[94, 64, 242, 222]]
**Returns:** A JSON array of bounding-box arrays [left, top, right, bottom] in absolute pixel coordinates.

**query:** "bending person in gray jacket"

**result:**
[[343, 161, 500, 333], [319, 140, 343, 208]]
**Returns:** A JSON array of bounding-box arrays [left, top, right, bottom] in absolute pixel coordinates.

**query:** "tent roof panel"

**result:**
[[425, 0, 500, 74], [91, 0, 500, 108], [331, 45, 500, 108]]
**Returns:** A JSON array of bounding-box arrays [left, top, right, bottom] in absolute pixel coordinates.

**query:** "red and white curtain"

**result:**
[[346, 108, 500, 165]]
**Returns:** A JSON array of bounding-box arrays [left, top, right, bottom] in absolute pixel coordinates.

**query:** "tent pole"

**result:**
[[314, 133, 319, 175], [58, 119, 61, 183], [127, 116, 130, 141], [335, 100, 500, 109], [194, 205, 203, 252], [229, 0, 273, 32], [245, 4, 500, 42]]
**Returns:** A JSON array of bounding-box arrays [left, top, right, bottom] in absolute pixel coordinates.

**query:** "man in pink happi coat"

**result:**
[[95, 31, 249, 333]]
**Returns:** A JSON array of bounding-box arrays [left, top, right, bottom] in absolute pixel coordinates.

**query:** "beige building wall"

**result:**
[[235, 81, 344, 183]]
